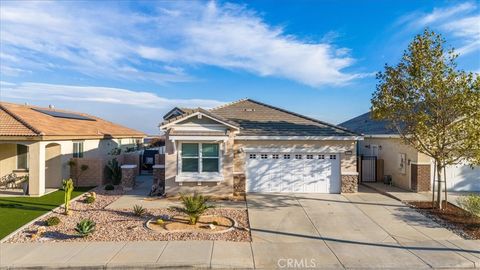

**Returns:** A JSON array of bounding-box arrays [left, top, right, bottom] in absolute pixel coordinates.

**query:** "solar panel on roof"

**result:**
[[32, 108, 96, 121]]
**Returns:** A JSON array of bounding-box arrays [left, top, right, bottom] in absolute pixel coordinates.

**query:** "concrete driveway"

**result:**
[[247, 186, 480, 269]]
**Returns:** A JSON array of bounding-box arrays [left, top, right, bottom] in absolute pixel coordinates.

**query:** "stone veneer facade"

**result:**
[[341, 174, 358, 193], [233, 173, 246, 195], [121, 165, 137, 190], [411, 164, 431, 192]]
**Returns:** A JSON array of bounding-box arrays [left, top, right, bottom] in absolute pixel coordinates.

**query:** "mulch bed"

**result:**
[[407, 201, 480, 239], [6, 186, 251, 243]]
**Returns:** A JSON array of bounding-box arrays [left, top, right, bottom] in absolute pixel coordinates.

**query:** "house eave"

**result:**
[[235, 135, 363, 141]]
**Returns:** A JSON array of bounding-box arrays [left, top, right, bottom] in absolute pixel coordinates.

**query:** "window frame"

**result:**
[[179, 142, 221, 174], [73, 141, 84, 158], [16, 144, 29, 170]]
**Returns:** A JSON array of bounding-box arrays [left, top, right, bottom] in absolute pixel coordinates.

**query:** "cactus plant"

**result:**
[[106, 158, 122, 185], [62, 178, 74, 215]]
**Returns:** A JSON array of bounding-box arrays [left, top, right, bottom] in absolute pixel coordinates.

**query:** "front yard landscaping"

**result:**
[[5, 186, 251, 243], [408, 201, 480, 239], [0, 187, 91, 240]]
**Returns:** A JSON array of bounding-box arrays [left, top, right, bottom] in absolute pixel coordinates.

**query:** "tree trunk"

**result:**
[[436, 163, 443, 209], [432, 161, 436, 206], [444, 167, 447, 208]]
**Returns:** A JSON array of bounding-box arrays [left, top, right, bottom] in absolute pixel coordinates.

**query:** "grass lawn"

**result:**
[[0, 187, 92, 240]]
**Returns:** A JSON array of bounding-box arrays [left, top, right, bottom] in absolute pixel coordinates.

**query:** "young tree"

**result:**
[[371, 29, 480, 209]]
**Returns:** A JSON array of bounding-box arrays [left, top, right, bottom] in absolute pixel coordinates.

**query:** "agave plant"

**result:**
[[75, 219, 96, 237], [172, 193, 215, 225], [133, 205, 147, 217]]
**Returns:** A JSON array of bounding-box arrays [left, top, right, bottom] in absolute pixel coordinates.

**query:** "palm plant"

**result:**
[[172, 193, 215, 225]]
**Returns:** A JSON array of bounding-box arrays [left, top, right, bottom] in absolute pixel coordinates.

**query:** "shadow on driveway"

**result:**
[[250, 227, 479, 254]]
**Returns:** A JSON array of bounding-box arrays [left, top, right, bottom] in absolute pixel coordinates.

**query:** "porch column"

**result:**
[[28, 142, 45, 196]]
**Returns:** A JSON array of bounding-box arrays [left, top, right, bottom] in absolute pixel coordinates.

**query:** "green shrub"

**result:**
[[171, 193, 214, 225], [46, 216, 61, 226], [212, 221, 218, 226], [457, 194, 480, 216], [104, 184, 114, 190], [85, 196, 95, 204], [75, 219, 96, 237], [133, 205, 146, 217]]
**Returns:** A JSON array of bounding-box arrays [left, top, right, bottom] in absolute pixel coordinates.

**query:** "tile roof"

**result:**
[[161, 107, 240, 128], [0, 107, 39, 136], [339, 112, 396, 135], [210, 99, 358, 136], [0, 102, 145, 138], [161, 99, 360, 136]]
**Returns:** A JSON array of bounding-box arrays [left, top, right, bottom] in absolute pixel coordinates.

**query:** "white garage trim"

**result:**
[[246, 152, 341, 193]]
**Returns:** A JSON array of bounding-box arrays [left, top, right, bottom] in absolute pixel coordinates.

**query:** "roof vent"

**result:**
[[244, 108, 255, 112]]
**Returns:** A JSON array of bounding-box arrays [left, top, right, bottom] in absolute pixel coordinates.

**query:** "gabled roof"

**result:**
[[161, 98, 359, 137], [161, 107, 240, 130], [0, 102, 145, 138], [162, 107, 195, 120], [339, 112, 397, 135]]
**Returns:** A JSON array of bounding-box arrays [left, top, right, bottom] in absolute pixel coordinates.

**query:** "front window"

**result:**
[[17, 144, 28, 170], [181, 143, 199, 172], [181, 143, 219, 173], [73, 142, 84, 158]]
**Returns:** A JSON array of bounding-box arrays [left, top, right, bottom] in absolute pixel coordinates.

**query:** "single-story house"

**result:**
[[160, 99, 362, 196], [340, 112, 480, 192], [0, 102, 145, 196]]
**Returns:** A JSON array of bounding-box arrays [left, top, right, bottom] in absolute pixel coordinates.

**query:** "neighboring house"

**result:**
[[340, 112, 480, 192], [0, 102, 145, 196], [160, 99, 362, 196]]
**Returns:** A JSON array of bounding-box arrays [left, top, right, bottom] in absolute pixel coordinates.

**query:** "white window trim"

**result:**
[[73, 141, 84, 158], [177, 142, 223, 182]]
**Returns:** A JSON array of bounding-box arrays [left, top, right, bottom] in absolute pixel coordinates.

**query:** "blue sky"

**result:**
[[0, 0, 479, 134]]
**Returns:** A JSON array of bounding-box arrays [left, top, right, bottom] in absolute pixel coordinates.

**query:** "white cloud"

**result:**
[[415, 2, 474, 26], [397, 2, 480, 56], [0, 81, 225, 133], [0, 1, 364, 87], [0, 82, 224, 109]]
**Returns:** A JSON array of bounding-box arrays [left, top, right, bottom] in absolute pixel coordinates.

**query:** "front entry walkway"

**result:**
[[1, 187, 479, 269]]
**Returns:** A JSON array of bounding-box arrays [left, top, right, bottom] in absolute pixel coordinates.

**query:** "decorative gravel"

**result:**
[[6, 187, 251, 243]]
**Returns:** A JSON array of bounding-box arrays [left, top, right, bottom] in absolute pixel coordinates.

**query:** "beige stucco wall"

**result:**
[[0, 137, 140, 195], [0, 143, 17, 179], [359, 137, 429, 190]]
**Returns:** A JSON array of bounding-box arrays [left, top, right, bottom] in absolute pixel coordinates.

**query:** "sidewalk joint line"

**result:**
[[294, 194, 346, 270]]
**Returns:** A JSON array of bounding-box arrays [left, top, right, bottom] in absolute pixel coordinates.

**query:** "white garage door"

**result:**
[[433, 164, 480, 191], [246, 153, 341, 193]]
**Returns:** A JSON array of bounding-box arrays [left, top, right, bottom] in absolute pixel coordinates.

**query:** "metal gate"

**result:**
[[361, 156, 377, 182]]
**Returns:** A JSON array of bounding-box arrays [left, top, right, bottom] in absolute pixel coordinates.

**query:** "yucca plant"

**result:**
[[133, 205, 147, 217], [75, 219, 96, 237], [172, 193, 215, 225]]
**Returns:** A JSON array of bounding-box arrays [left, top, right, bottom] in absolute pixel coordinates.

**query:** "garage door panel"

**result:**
[[247, 152, 341, 193]]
